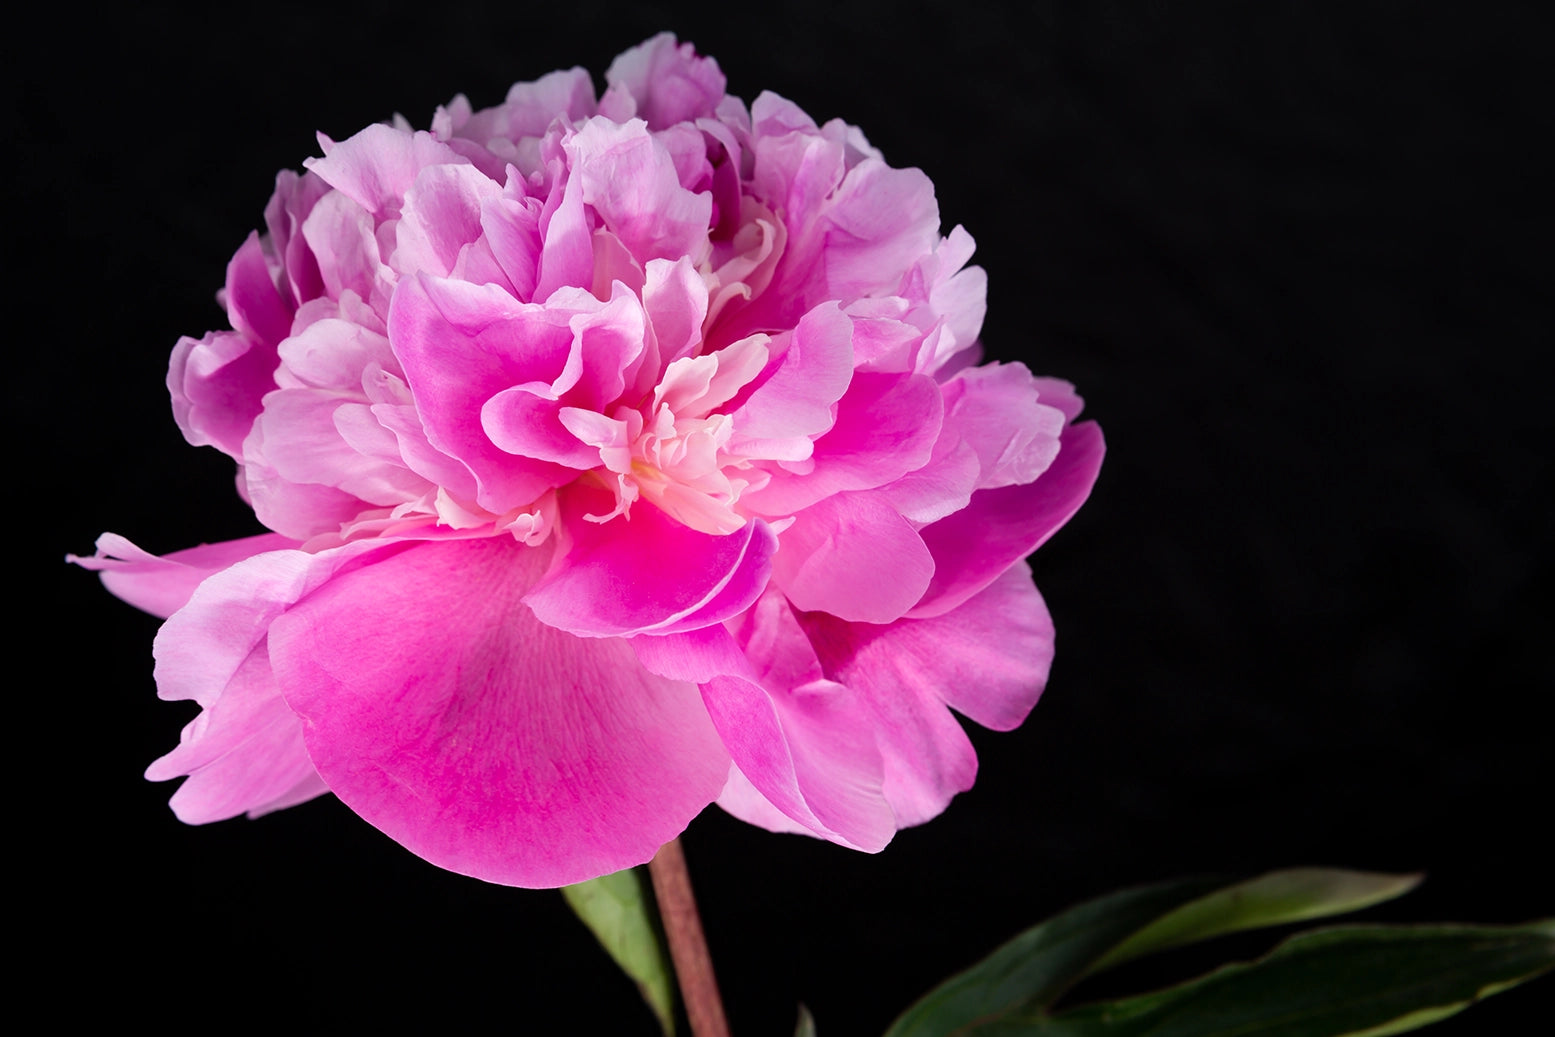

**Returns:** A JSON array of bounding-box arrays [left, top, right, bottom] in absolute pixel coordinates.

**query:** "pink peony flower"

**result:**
[[74, 34, 1103, 887]]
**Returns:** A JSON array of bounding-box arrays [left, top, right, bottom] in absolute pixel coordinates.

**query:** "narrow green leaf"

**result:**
[[884, 876, 1230, 1037], [562, 867, 676, 1036], [1001, 920, 1555, 1037], [795, 1003, 818, 1037], [1090, 868, 1423, 974]]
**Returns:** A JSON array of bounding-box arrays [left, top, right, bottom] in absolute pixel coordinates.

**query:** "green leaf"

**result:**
[[883, 876, 1230, 1037], [885, 869, 1435, 1037], [562, 867, 676, 1036], [795, 1003, 818, 1037], [997, 920, 1555, 1036], [1090, 868, 1423, 974]]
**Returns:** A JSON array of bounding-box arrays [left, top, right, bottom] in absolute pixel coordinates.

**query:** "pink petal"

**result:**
[[393, 163, 502, 279], [910, 420, 1105, 619], [633, 596, 894, 850], [601, 32, 727, 130], [822, 159, 940, 301], [571, 117, 713, 267], [799, 565, 1054, 824], [770, 490, 934, 623], [524, 486, 776, 637], [267, 536, 731, 888], [728, 301, 853, 447], [941, 363, 1068, 489], [303, 123, 468, 215], [741, 370, 942, 515], [144, 539, 398, 822], [480, 187, 543, 303], [700, 672, 892, 850], [167, 330, 278, 459], [223, 231, 292, 349], [387, 274, 582, 512], [69, 532, 297, 619]]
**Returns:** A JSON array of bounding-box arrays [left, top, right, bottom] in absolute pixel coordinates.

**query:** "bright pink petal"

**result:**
[[143, 539, 397, 823], [728, 301, 853, 447], [941, 363, 1068, 489], [601, 32, 726, 130], [632, 595, 894, 850], [223, 231, 292, 349], [741, 370, 942, 515], [700, 673, 892, 850], [167, 330, 278, 459], [525, 486, 776, 637], [770, 490, 934, 623], [69, 532, 297, 619], [304, 123, 468, 215], [911, 420, 1105, 619], [388, 274, 581, 511], [799, 565, 1054, 825], [571, 118, 713, 267], [267, 536, 731, 888]]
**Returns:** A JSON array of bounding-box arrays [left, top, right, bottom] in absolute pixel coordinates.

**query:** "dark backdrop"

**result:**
[[15, 3, 1550, 1033]]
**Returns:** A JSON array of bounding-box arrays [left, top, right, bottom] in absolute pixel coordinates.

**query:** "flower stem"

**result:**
[[648, 838, 731, 1037]]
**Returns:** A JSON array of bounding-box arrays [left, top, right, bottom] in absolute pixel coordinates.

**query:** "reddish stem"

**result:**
[[648, 838, 731, 1037]]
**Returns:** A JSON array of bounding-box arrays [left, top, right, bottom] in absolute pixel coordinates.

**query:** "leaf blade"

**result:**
[[1031, 920, 1555, 1037], [883, 876, 1231, 1037], [1090, 868, 1423, 974], [562, 866, 677, 1036]]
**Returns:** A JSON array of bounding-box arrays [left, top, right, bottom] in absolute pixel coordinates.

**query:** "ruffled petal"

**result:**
[[142, 539, 398, 822], [267, 536, 731, 887], [770, 490, 934, 623], [525, 486, 776, 637], [910, 420, 1104, 619], [632, 595, 894, 850], [69, 532, 297, 620], [798, 565, 1054, 826]]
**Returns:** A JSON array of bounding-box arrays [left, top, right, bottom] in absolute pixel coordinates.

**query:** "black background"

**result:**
[[15, 2, 1551, 1032]]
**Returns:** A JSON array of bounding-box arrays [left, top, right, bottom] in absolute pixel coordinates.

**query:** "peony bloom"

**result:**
[[74, 34, 1103, 887]]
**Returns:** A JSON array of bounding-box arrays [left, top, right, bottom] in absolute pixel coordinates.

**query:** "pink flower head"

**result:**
[[74, 34, 1103, 887]]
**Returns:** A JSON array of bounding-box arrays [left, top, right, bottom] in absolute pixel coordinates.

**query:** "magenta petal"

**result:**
[[771, 490, 934, 623], [799, 565, 1053, 824], [910, 420, 1105, 619], [602, 32, 727, 129], [742, 370, 942, 515], [267, 537, 731, 888], [168, 330, 279, 459], [223, 231, 292, 349], [942, 363, 1068, 489], [525, 487, 777, 637], [70, 532, 298, 619], [700, 673, 893, 850], [152, 643, 322, 824], [729, 301, 854, 444], [143, 540, 395, 823], [303, 123, 467, 215], [388, 274, 580, 511]]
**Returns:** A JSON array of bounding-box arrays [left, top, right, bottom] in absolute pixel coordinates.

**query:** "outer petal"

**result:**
[[770, 490, 934, 623], [267, 536, 731, 888], [910, 420, 1104, 619], [601, 32, 727, 129], [525, 486, 776, 637], [168, 329, 278, 459], [144, 538, 400, 822], [800, 564, 1054, 825], [70, 531, 297, 619], [631, 594, 894, 851]]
